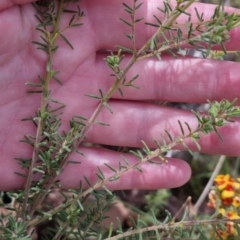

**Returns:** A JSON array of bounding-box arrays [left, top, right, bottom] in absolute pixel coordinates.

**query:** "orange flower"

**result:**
[[214, 174, 235, 191], [221, 190, 235, 206], [226, 211, 239, 220], [208, 174, 240, 239], [216, 209, 238, 238]]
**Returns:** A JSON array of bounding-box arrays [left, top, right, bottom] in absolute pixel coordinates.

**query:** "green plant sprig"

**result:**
[[136, 0, 196, 57], [120, 0, 144, 58], [9, 0, 240, 238], [105, 215, 240, 240], [28, 1, 238, 214], [24, 0, 240, 230], [138, 3, 240, 61], [139, 13, 240, 61], [22, 0, 141, 221], [21, 0, 85, 220], [27, 98, 240, 228], [51, 194, 112, 240], [22, 0, 66, 220]]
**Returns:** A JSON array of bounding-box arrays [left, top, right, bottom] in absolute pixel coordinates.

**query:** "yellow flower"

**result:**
[[219, 208, 225, 216], [208, 175, 240, 240], [232, 196, 240, 208], [215, 174, 235, 191], [225, 210, 239, 220], [232, 182, 240, 190], [221, 190, 234, 199]]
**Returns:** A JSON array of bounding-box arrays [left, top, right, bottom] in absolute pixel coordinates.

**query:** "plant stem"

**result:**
[[22, 0, 65, 220], [28, 68, 133, 216], [136, 0, 195, 58], [105, 217, 240, 240], [26, 0, 201, 223], [26, 2, 197, 218], [28, 123, 204, 227], [193, 155, 226, 214]]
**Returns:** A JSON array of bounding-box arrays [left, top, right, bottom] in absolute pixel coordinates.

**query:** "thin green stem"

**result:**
[[22, 0, 65, 220], [27, 123, 205, 227], [26, 2, 197, 218], [131, 1, 137, 59], [105, 217, 240, 240], [28, 76, 127, 216], [136, 0, 195, 58], [26, 0, 212, 224]]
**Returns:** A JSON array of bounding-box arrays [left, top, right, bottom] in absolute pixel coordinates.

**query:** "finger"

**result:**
[[0, 147, 191, 191], [94, 53, 240, 103], [60, 148, 191, 190], [0, 3, 38, 63], [85, 0, 240, 51], [86, 101, 240, 156], [0, 0, 36, 10]]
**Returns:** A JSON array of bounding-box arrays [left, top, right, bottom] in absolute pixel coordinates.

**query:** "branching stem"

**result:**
[[22, 0, 65, 220]]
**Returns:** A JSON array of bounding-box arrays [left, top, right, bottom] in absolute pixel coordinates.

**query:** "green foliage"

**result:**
[[1, 0, 240, 239], [144, 190, 171, 217]]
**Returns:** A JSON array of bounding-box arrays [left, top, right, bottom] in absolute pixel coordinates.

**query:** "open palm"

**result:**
[[1, 0, 240, 191]]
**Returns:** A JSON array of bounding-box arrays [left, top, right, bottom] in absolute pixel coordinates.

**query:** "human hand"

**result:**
[[1, 0, 240, 191]]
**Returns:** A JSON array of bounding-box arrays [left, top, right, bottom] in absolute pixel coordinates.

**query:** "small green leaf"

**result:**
[[108, 222, 114, 238], [178, 120, 185, 136], [52, 75, 62, 85], [84, 176, 92, 187], [104, 163, 117, 173], [208, 104, 218, 118], [213, 125, 223, 141], [153, 139, 162, 149], [134, 18, 144, 23], [117, 87, 124, 97], [192, 110, 203, 124], [85, 94, 101, 99], [124, 33, 133, 40], [122, 3, 133, 12], [69, 14, 76, 25], [116, 45, 133, 53], [185, 122, 192, 134], [145, 22, 159, 28], [117, 217, 123, 233], [68, 160, 81, 164], [109, 176, 120, 181], [63, 9, 78, 13], [119, 18, 132, 27], [135, 2, 143, 10], [59, 33, 74, 49], [96, 172, 104, 180], [103, 102, 113, 114], [134, 166, 143, 172], [32, 41, 48, 48], [164, 129, 173, 142], [25, 82, 42, 88], [121, 155, 130, 167], [71, 23, 83, 27], [97, 166, 105, 179], [194, 7, 204, 22], [14, 172, 28, 178], [95, 121, 110, 126]]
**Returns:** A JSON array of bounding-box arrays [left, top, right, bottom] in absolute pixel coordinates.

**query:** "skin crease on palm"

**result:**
[[0, 0, 240, 191]]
